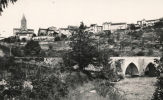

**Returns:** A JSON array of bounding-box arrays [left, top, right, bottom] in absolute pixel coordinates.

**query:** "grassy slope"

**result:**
[[114, 77, 157, 100]]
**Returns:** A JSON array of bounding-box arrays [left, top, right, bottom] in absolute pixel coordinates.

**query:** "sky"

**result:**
[[0, 0, 163, 37]]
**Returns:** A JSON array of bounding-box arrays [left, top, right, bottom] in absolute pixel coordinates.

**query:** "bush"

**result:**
[[11, 46, 24, 57], [92, 79, 126, 100], [135, 51, 145, 56], [118, 74, 124, 80], [65, 72, 89, 89], [24, 40, 41, 56], [54, 36, 61, 41], [0, 44, 10, 55], [39, 50, 46, 57], [32, 75, 69, 100]]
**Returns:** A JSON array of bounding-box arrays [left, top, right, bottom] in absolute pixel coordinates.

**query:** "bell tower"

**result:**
[[21, 14, 27, 30]]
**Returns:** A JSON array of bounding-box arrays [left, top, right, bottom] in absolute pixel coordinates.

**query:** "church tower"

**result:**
[[21, 14, 27, 30]]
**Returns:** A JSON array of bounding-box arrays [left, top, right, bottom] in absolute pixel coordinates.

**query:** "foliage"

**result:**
[[120, 39, 131, 50], [65, 72, 89, 89], [155, 28, 163, 43], [0, 0, 18, 15], [0, 44, 10, 55], [49, 44, 53, 50], [129, 24, 136, 30], [154, 21, 163, 29], [11, 46, 24, 57], [39, 50, 46, 57], [135, 51, 145, 56], [128, 30, 143, 39], [63, 24, 99, 72], [63, 22, 115, 80], [61, 34, 67, 39], [152, 57, 163, 100], [0, 59, 70, 100], [3, 36, 18, 43], [54, 36, 61, 41], [147, 49, 154, 56], [24, 40, 41, 56], [92, 79, 126, 100], [32, 75, 69, 100]]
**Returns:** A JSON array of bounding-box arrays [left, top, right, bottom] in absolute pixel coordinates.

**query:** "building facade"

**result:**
[[13, 15, 34, 40], [137, 19, 160, 27], [103, 22, 127, 32], [38, 26, 57, 36]]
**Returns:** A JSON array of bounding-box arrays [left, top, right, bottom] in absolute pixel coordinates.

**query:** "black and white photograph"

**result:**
[[0, 0, 163, 100]]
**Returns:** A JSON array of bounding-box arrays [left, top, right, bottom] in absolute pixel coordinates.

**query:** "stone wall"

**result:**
[[14, 57, 63, 66]]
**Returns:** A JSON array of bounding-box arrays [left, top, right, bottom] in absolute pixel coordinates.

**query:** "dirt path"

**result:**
[[114, 77, 157, 100]]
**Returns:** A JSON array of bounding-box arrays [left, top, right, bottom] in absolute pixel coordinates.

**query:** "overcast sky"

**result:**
[[0, 0, 163, 37]]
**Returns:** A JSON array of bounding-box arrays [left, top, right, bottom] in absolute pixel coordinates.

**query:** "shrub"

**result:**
[[65, 72, 89, 89], [118, 74, 124, 80], [135, 51, 145, 56], [54, 36, 61, 41], [0, 44, 10, 55], [39, 50, 46, 57], [11, 46, 24, 57], [92, 79, 126, 100], [24, 40, 41, 56]]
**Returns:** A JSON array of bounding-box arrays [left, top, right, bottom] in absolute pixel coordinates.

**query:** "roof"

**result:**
[[13, 28, 34, 31], [103, 22, 111, 24], [146, 19, 158, 22], [59, 28, 68, 30], [68, 25, 78, 29], [27, 29, 34, 31], [111, 23, 126, 25], [90, 24, 97, 26], [22, 14, 26, 21], [17, 32, 33, 34], [39, 28, 47, 30]]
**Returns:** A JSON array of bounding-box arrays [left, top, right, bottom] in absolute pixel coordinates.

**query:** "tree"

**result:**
[[54, 36, 61, 41], [135, 51, 145, 56], [63, 23, 98, 78], [11, 46, 24, 57], [63, 22, 114, 80], [33, 33, 37, 37], [61, 34, 67, 39], [147, 49, 154, 56], [152, 57, 163, 100], [130, 24, 136, 31], [0, 0, 18, 15], [24, 40, 41, 56], [154, 21, 163, 29], [155, 28, 163, 43]]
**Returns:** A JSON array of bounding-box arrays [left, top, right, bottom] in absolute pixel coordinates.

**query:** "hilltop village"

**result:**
[[1, 15, 162, 57], [11, 15, 162, 42], [0, 15, 163, 100]]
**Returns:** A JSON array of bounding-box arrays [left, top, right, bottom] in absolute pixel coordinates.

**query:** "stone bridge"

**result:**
[[110, 57, 160, 76]]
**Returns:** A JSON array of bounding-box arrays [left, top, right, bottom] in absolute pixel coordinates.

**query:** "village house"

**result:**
[[103, 22, 127, 32], [38, 26, 57, 36], [34, 26, 58, 41], [89, 24, 103, 33], [58, 28, 71, 36], [13, 15, 34, 40], [137, 19, 160, 27], [58, 25, 79, 37]]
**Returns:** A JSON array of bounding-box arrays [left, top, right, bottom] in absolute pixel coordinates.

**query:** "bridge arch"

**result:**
[[144, 62, 157, 76], [125, 62, 139, 76]]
